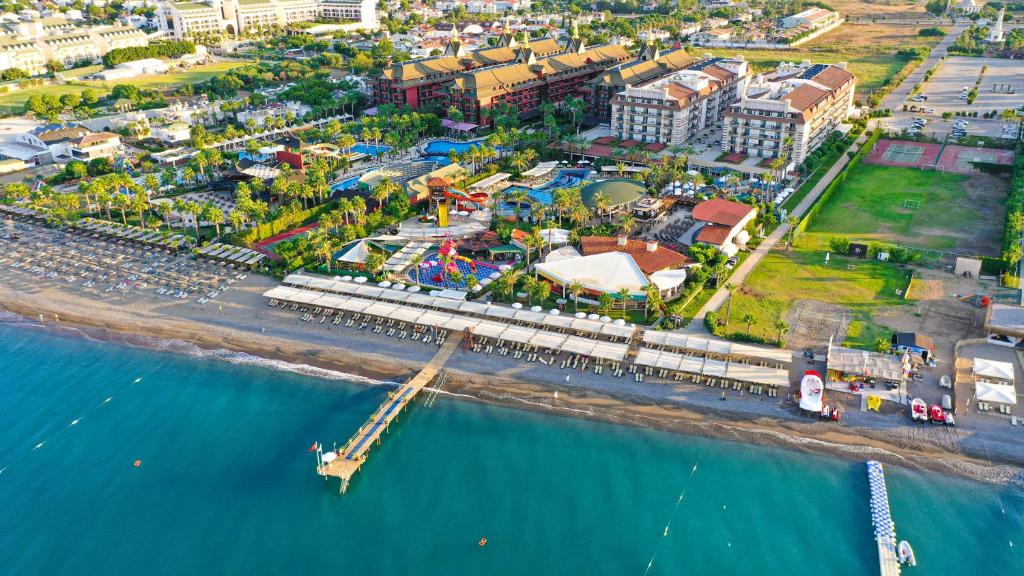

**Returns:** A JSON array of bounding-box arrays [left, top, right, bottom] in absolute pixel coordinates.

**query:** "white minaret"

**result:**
[[988, 5, 1005, 43]]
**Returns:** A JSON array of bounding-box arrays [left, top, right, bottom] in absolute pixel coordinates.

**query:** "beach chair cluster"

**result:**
[[73, 217, 186, 252], [196, 243, 265, 269]]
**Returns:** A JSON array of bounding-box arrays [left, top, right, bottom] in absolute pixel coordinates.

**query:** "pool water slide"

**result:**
[[444, 187, 489, 211]]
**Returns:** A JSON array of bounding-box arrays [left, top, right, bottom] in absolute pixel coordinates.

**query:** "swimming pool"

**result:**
[[422, 139, 489, 165], [330, 176, 360, 193], [407, 252, 500, 290], [350, 143, 391, 157], [504, 169, 590, 205]]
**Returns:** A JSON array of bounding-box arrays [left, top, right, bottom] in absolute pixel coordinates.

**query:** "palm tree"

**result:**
[[410, 254, 424, 285], [775, 320, 789, 346], [205, 204, 225, 238], [372, 177, 399, 210], [724, 282, 737, 326], [618, 214, 635, 238], [742, 313, 756, 336], [157, 201, 173, 231], [568, 280, 584, 312], [616, 287, 630, 317], [593, 191, 610, 223], [522, 276, 537, 306], [645, 283, 663, 321], [786, 215, 801, 248]]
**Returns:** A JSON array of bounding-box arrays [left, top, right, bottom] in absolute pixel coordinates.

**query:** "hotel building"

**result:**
[[720, 61, 854, 164], [608, 56, 748, 147], [0, 15, 149, 75], [158, 0, 375, 39]]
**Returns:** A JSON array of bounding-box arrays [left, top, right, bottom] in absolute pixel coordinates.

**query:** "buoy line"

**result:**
[[0, 377, 143, 477], [642, 413, 719, 576]]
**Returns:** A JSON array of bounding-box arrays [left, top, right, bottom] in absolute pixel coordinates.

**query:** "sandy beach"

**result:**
[[3, 261, 1024, 491]]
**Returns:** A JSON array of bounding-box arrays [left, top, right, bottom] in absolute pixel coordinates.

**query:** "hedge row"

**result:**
[[795, 129, 882, 236], [1001, 154, 1024, 268], [231, 202, 337, 247], [102, 41, 195, 67]]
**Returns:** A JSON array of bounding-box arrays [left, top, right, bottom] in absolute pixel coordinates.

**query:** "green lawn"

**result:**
[[805, 164, 984, 252], [82, 61, 253, 91], [717, 247, 911, 347], [0, 83, 110, 114]]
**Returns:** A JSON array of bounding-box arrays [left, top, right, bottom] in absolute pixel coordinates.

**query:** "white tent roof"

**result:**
[[974, 357, 1015, 382], [336, 239, 371, 265], [538, 228, 571, 246], [649, 268, 687, 292], [544, 245, 582, 263], [535, 252, 649, 296], [975, 381, 1017, 405]]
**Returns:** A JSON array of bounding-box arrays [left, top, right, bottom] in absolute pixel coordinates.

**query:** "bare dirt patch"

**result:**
[[785, 300, 853, 352]]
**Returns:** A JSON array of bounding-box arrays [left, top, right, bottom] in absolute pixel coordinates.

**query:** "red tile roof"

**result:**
[[695, 224, 732, 246], [692, 198, 755, 227], [579, 236, 690, 274]]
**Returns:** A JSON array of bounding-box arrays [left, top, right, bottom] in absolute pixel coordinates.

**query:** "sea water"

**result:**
[[0, 323, 1021, 575]]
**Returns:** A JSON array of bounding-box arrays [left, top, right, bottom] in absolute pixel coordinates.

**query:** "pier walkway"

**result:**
[[318, 334, 461, 493], [866, 461, 902, 576]]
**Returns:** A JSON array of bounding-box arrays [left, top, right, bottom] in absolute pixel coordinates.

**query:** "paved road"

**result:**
[[682, 22, 973, 335], [684, 132, 868, 333], [880, 19, 968, 111]]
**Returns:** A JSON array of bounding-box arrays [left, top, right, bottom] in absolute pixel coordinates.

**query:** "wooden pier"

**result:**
[[318, 335, 461, 493]]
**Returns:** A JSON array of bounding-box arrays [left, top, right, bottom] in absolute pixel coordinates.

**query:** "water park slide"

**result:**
[[445, 187, 488, 210]]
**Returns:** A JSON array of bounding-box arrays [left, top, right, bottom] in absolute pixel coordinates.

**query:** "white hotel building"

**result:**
[[0, 15, 149, 76], [720, 61, 855, 164], [159, 0, 376, 39], [609, 56, 748, 147]]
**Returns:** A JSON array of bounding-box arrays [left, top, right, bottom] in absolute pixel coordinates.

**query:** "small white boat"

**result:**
[[898, 540, 916, 566], [800, 370, 824, 413]]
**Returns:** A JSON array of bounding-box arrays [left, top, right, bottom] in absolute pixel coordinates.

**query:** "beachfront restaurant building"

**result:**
[[973, 357, 1018, 415], [825, 346, 906, 389]]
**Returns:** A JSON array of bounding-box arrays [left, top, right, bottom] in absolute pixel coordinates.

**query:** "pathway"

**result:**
[[684, 132, 868, 333]]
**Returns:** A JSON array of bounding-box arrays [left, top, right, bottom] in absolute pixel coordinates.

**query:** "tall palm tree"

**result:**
[[775, 320, 789, 346], [410, 254, 424, 286], [743, 313, 756, 335], [568, 280, 584, 312], [724, 282, 737, 326], [618, 214, 635, 238], [617, 287, 630, 317], [593, 191, 610, 223]]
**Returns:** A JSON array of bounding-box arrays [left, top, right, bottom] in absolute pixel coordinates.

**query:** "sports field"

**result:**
[[805, 163, 1006, 255], [865, 139, 1015, 174]]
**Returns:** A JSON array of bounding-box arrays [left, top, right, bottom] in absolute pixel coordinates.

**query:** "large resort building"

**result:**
[[0, 15, 148, 76], [720, 61, 855, 164], [158, 0, 377, 39], [608, 56, 748, 147], [375, 29, 630, 125]]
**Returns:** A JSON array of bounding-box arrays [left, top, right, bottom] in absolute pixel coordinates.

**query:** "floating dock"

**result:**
[[318, 335, 461, 493], [866, 461, 902, 576]]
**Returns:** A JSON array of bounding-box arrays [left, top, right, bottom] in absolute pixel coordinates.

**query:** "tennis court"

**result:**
[[865, 139, 941, 169], [937, 145, 1016, 174]]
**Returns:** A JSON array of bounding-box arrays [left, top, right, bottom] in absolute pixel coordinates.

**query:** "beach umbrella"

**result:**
[[613, 319, 626, 326], [378, 280, 392, 288], [499, 264, 511, 271], [512, 302, 523, 309], [408, 285, 421, 292], [333, 276, 341, 280], [480, 278, 492, 286], [549, 309, 560, 315], [599, 316, 611, 322], [354, 276, 367, 283], [489, 272, 500, 280], [587, 313, 600, 320], [392, 283, 405, 291], [429, 290, 441, 296], [530, 305, 542, 312], [472, 284, 482, 292], [575, 312, 587, 318]]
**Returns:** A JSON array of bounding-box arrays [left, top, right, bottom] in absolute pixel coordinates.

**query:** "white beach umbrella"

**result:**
[[408, 285, 421, 292], [341, 275, 353, 281], [512, 302, 523, 309], [599, 316, 611, 323], [489, 272, 500, 280], [575, 312, 587, 318], [549, 309, 560, 315], [378, 280, 392, 288], [613, 318, 626, 326], [354, 276, 367, 283], [392, 283, 405, 291], [587, 313, 600, 320], [530, 305, 542, 312]]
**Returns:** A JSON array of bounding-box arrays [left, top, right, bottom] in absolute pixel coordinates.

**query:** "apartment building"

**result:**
[[159, 0, 374, 39], [585, 46, 697, 123], [608, 56, 748, 146], [0, 15, 148, 75], [720, 62, 854, 164]]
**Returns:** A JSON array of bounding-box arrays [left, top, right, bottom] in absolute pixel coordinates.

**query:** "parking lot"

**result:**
[[912, 56, 1024, 114]]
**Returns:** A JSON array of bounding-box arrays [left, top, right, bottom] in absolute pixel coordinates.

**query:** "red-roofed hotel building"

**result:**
[[609, 56, 749, 146], [720, 61, 855, 165]]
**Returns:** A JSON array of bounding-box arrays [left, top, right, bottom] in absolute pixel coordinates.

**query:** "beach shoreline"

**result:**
[[2, 281, 1022, 490]]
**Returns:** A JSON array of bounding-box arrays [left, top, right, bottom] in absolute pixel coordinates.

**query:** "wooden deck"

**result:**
[[318, 335, 461, 493]]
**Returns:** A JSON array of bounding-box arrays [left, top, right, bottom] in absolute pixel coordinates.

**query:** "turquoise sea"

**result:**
[[0, 322, 1021, 575]]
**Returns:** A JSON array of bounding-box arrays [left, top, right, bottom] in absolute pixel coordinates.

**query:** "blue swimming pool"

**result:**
[[350, 143, 391, 157], [330, 176, 360, 192], [422, 139, 490, 165], [504, 169, 590, 205]]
